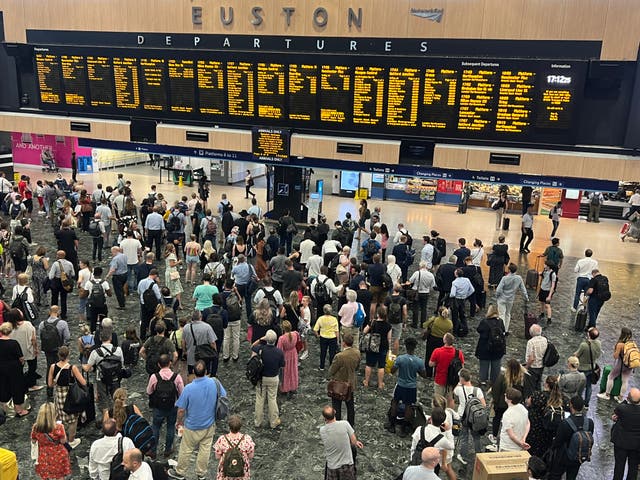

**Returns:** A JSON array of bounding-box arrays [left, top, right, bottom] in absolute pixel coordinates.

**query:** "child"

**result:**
[[77, 323, 94, 365], [120, 325, 141, 367], [35, 180, 45, 215], [298, 295, 312, 360]]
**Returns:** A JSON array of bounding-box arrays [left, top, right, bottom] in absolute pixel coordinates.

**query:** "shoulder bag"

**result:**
[[327, 379, 352, 401], [588, 341, 601, 385], [190, 323, 217, 362]]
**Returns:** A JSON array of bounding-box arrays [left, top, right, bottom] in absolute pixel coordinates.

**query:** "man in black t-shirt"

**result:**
[[281, 259, 305, 299], [585, 269, 610, 329], [251, 330, 285, 427]]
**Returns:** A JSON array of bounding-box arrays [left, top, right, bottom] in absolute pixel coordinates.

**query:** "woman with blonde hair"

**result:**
[[422, 306, 453, 378], [386, 254, 402, 289], [164, 244, 183, 305], [277, 320, 300, 398], [249, 298, 276, 343], [77, 323, 94, 365], [106, 387, 144, 432], [200, 239, 216, 270], [598, 327, 634, 402], [47, 345, 87, 448], [31, 402, 71, 480]]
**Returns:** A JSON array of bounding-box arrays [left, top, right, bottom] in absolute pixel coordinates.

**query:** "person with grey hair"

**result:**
[[407, 261, 436, 329], [338, 289, 362, 348], [94, 316, 118, 349], [525, 324, 546, 389], [182, 309, 216, 375], [250, 329, 285, 429]]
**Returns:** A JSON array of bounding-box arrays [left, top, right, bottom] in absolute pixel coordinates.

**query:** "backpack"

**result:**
[[226, 292, 242, 321], [166, 212, 181, 233], [353, 302, 365, 328], [58, 261, 73, 292], [381, 272, 393, 290], [40, 319, 62, 352], [205, 217, 217, 237], [410, 427, 443, 467], [487, 318, 506, 354], [204, 308, 225, 341], [214, 377, 230, 421], [314, 277, 331, 305], [88, 220, 101, 237], [542, 405, 563, 432], [121, 340, 139, 366], [149, 372, 178, 410], [566, 417, 593, 464], [590, 194, 601, 206], [222, 434, 246, 478], [543, 338, 560, 367], [362, 332, 381, 353], [400, 229, 413, 248], [142, 282, 159, 313], [595, 275, 611, 301], [109, 437, 128, 480], [88, 280, 107, 311], [219, 201, 231, 214], [12, 288, 36, 323], [257, 288, 278, 318], [9, 203, 21, 219], [623, 341, 640, 369], [96, 345, 123, 386], [246, 348, 264, 386], [145, 336, 172, 375], [462, 387, 489, 433], [262, 242, 273, 260], [446, 349, 463, 387], [364, 240, 378, 258], [388, 297, 403, 324], [9, 236, 27, 259], [403, 245, 416, 267], [123, 411, 156, 453]]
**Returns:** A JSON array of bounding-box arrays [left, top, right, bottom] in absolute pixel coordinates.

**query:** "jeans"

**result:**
[[280, 233, 293, 255], [152, 407, 177, 453], [50, 278, 69, 319], [520, 227, 534, 250], [551, 220, 559, 237], [127, 264, 138, 291], [45, 351, 57, 397], [460, 426, 483, 458], [175, 423, 216, 478], [92, 236, 104, 261], [613, 446, 640, 480], [573, 277, 590, 310], [497, 298, 514, 332], [492, 407, 506, 436], [588, 204, 601, 222], [332, 397, 355, 427], [112, 273, 127, 308], [236, 284, 252, 319], [479, 358, 502, 384], [319, 337, 338, 369], [255, 375, 280, 428], [580, 370, 594, 407], [24, 358, 39, 389], [528, 366, 544, 391], [222, 320, 241, 360], [451, 298, 467, 335], [587, 296, 604, 327], [146, 229, 164, 259], [413, 293, 429, 328]]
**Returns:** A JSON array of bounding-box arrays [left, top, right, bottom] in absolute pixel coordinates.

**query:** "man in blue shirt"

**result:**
[[450, 268, 475, 337], [361, 232, 381, 264], [144, 206, 165, 260], [106, 246, 128, 310], [386, 337, 427, 434], [168, 360, 226, 480], [231, 254, 257, 318]]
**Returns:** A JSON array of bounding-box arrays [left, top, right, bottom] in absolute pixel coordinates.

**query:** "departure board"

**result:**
[[257, 63, 286, 120], [32, 46, 587, 145], [113, 57, 140, 109], [139, 57, 166, 111], [288, 64, 317, 121], [227, 61, 254, 117], [35, 52, 62, 104], [197, 60, 225, 115], [320, 65, 351, 123], [87, 56, 114, 107], [61, 55, 87, 106], [168, 59, 195, 114]]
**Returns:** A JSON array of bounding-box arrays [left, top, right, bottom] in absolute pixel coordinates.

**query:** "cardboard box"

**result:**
[[472, 451, 531, 480]]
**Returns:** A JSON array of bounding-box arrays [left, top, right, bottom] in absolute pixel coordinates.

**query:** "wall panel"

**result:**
[[481, 0, 524, 39], [624, 159, 640, 181], [581, 155, 626, 179], [521, 0, 566, 40], [601, 0, 640, 60], [443, 0, 485, 38], [561, 0, 607, 40], [433, 145, 468, 169], [541, 153, 584, 177]]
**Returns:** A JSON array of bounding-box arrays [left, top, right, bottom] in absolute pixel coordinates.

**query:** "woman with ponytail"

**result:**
[[526, 375, 564, 458]]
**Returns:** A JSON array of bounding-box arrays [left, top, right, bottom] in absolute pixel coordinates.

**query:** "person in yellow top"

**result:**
[[421, 306, 454, 378], [314, 304, 339, 371]]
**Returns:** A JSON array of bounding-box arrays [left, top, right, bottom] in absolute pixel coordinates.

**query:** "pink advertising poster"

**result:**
[[10, 133, 91, 168]]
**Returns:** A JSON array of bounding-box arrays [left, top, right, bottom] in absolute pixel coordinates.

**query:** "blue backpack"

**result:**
[[353, 302, 365, 328]]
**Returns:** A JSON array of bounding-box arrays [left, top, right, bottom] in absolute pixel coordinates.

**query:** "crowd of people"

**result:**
[[0, 171, 637, 480]]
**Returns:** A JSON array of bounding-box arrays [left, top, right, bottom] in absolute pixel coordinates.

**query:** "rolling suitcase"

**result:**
[[0, 448, 18, 480], [502, 217, 510, 230], [574, 308, 588, 332], [526, 257, 540, 289], [524, 304, 537, 340], [600, 365, 622, 396]]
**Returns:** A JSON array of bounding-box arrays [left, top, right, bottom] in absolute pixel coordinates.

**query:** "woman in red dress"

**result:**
[[276, 320, 300, 399], [31, 402, 71, 480]]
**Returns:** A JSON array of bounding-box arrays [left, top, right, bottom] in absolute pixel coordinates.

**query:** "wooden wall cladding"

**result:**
[[0, 112, 130, 141], [290, 134, 400, 164], [156, 125, 251, 152], [0, 0, 639, 59]]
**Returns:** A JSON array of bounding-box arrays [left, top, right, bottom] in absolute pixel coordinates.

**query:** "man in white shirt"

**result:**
[[519, 205, 534, 253], [306, 246, 324, 279], [120, 230, 143, 292], [409, 408, 454, 467], [407, 261, 436, 328], [452, 368, 486, 464], [393, 223, 410, 245], [92, 184, 106, 204], [322, 238, 342, 267], [624, 189, 640, 219], [122, 448, 154, 480], [420, 235, 434, 270], [89, 419, 135, 480], [499, 388, 530, 452], [572, 249, 598, 312], [95, 200, 114, 246], [299, 235, 316, 266], [525, 324, 547, 389]]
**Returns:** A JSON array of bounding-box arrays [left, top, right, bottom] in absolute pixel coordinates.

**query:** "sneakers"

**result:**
[[456, 454, 468, 465], [485, 444, 498, 452], [597, 392, 610, 400], [487, 434, 497, 444], [69, 438, 81, 449], [168, 469, 186, 480], [28, 385, 44, 392], [570, 307, 577, 313], [614, 396, 624, 403], [300, 350, 309, 360]]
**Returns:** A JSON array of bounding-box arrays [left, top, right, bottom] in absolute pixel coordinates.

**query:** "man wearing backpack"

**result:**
[[311, 266, 341, 319], [584, 269, 611, 328], [391, 235, 412, 282], [526, 324, 547, 389], [89, 212, 107, 262], [253, 277, 285, 320], [548, 396, 593, 480], [146, 354, 184, 458], [222, 279, 243, 363], [429, 333, 465, 398], [361, 232, 380, 264], [384, 286, 409, 355], [137, 269, 162, 341], [452, 368, 487, 465], [166, 205, 186, 260], [168, 360, 226, 480], [408, 409, 453, 472], [88, 419, 135, 480], [200, 208, 218, 244], [38, 305, 70, 398], [84, 329, 125, 427], [48, 250, 75, 320], [80, 266, 112, 333], [587, 191, 604, 223], [141, 321, 178, 375]]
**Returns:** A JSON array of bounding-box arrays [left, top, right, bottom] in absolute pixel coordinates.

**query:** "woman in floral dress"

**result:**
[[277, 320, 300, 398], [31, 402, 71, 480], [30, 246, 50, 307], [526, 375, 563, 458], [214, 415, 255, 480], [164, 244, 183, 305]]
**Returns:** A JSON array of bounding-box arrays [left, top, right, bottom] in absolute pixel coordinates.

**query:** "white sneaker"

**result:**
[[455, 454, 468, 465], [485, 444, 498, 452], [597, 392, 609, 400], [570, 307, 577, 313], [487, 434, 497, 444], [300, 350, 309, 360], [69, 438, 81, 449], [614, 396, 624, 403]]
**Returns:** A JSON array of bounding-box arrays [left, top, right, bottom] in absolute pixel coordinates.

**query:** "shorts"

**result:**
[[370, 285, 385, 305], [538, 289, 553, 303], [393, 385, 417, 405], [390, 323, 403, 341], [78, 297, 88, 314], [366, 349, 388, 369], [185, 254, 199, 264]]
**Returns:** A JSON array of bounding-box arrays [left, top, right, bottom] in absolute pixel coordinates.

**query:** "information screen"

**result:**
[[32, 46, 587, 144], [252, 127, 290, 162]]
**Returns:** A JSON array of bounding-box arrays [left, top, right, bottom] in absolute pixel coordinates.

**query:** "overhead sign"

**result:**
[[252, 127, 290, 163]]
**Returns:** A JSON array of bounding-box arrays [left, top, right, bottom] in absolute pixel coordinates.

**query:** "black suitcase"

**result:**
[[526, 257, 541, 289], [574, 308, 588, 332], [502, 217, 510, 230]]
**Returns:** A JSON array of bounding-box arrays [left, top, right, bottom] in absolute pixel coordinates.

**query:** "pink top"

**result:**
[[146, 367, 185, 396]]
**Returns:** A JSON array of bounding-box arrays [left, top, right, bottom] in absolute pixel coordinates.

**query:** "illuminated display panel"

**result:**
[[61, 55, 87, 106], [87, 56, 115, 107], [113, 56, 140, 109], [288, 64, 317, 121], [352, 65, 385, 126], [197, 59, 226, 115], [386, 67, 420, 128], [168, 59, 195, 114], [319, 64, 351, 123], [227, 61, 254, 117], [257, 62, 286, 120], [35, 52, 63, 104], [139, 57, 166, 111], [421, 67, 458, 130]]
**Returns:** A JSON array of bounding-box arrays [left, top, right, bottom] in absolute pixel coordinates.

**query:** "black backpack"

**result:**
[[411, 427, 442, 470], [149, 372, 178, 410], [142, 282, 159, 314], [431, 243, 443, 266], [204, 307, 225, 340], [364, 240, 378, 258], [446, 349, 463, 387], [257, 288, 278, 317], [96, 345, 123, 387], [88, 280, 107, 311], [314, 277, 331, 305], [12, 288, 36, 323], [543, 338, 560, 367], [388, 297, 403, 324], [225, 292, 242, 321], [9, 203, 21, 220], [487, 318, 506, 354], [40, 319, 62, 352], [166, 212, 181, 233], [400, 229, 413, 248], [145, 336, 172, 375], [542, 405, 563, 432], [381, 272, 393, 290], [109, 437, 128, 480], [595, 275, 612, 301], [88, 220, 101, 237], [246, 348, 264, 386], [123, 411, 156, 454], [9, 235, 27, 259]]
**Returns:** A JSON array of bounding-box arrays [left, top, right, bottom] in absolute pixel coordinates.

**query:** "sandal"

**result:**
[[378, 383, 385, 390], [362, 380, 369, 388]]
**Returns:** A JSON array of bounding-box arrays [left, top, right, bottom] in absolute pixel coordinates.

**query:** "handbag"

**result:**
[[169, 271, 180, 281], [327, 380, 352, 401], [588, 341, 601, 385], [190, 324, 218, 362], [248, 178, 255, 187], [63, 381, 91, 415]]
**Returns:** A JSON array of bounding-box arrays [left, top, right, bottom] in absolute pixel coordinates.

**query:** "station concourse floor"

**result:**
[[5, 163, 637, 479]]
